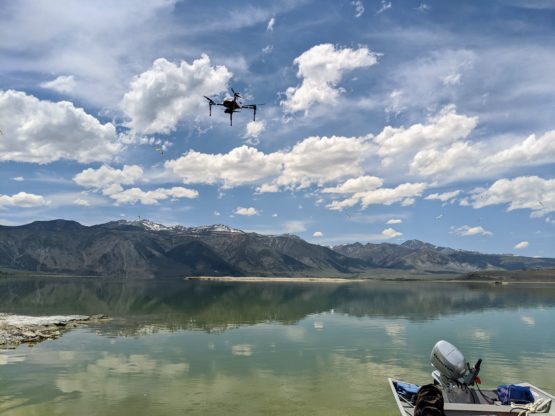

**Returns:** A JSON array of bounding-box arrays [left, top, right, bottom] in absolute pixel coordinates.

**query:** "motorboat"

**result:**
[[389, 340, 554, 415]]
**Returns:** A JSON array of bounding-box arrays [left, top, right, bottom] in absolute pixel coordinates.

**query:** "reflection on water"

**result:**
[[0, 278, 554, 415]]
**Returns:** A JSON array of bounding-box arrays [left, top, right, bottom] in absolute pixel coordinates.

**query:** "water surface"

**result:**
[[1, 278, 554, 415]]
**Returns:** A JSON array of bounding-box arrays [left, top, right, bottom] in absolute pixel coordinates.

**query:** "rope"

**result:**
[[510, 398, 552, 415]]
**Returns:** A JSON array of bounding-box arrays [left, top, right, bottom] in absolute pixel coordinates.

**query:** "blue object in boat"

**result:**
[[496, 384, 534, 405], [394, 381, 420, 404]]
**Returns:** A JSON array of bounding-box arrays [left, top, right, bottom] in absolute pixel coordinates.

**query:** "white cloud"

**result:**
[[214, 210, 221, 216], [382, 227, 402, 238], [261, 45, 273, 55], [122, 55, 232, 134], [375, 105, 478, 168], [514, 241, 529, 249], [481, 130, 555, 170], [40, 75, 77, 94], [322, 176, 383, 193], [376, 0, 392, 14], [275, 135, 374, 189], [327, 182, 426, 211], [73, 198, 90, 206], [0, 90, 121, 163], [165, 146, 281, 189], [256, 183, 280, 193], [166, 134, 373, 190], [235, 206, 258, 216], [352, 0, 365, 17], [468, 176, 555, 217], [266, 17, 275, 32], [73, 165, 143, 194], [0, 192, 48, 208], [425, 190, 461, 202], [109, 186, 198, 205], [281, 44, 378, 114], [12, 177, 24, 182], [453, 225, 492, 237], [386, 218, 402, 224], [313, 231, 323, 237], [244, 120, 266, 141]]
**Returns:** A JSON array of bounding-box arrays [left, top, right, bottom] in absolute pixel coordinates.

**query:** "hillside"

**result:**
[[0, 220, 554, 278], [333, 240, 555, 273]]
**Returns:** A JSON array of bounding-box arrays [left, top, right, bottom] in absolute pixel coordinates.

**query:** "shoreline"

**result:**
[[0, 314, 109, 349], [185, 276, 366, 283], [185, 276, 555, 284]]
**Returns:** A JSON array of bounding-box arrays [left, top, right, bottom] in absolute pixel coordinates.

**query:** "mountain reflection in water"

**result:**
[[1, 277, 554, 333]]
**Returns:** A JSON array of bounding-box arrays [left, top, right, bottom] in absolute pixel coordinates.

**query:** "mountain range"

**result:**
[[0, 219, 553, 279]]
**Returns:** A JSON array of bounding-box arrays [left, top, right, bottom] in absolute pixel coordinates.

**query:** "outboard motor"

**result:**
[[431, 340, 482, 388]]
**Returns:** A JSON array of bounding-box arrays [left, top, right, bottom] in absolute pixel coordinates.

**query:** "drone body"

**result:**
[[204, 88, 261, 126]]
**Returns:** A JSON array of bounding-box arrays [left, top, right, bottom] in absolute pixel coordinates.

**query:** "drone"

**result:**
[[204, 88, 262, 126]]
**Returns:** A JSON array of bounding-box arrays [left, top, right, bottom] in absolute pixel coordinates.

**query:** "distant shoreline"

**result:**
[[185, 276, 365, 283]]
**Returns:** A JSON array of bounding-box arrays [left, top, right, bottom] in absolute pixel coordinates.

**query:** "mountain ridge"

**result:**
[[1, 219, 553, 278]]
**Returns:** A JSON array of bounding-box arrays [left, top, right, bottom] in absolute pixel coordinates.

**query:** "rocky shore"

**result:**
[[0, 313, 109, 349]]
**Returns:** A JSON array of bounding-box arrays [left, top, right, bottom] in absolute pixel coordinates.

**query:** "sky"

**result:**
[[1, 0, 554, 257]]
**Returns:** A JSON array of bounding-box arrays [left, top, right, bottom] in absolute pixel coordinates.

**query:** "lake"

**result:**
[[1, 277, 554, 415]]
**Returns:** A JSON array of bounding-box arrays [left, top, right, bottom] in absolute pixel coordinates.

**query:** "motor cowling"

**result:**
[[431, 340, 467, 383]]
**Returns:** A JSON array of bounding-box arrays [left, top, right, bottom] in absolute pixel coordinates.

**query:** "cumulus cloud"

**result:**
[[327, 182, 426, 211], [386, 218, 402, 224], [244, 120, 266, 142], [481, 130, 555, 169], [514, 241, 529, 249], [0, 90, 121, 163], [73, 164, 197, 205], [375, 105, 478, 168], [275, 135, 373, 188], [166, 135, 373, 190], [165, 146, 281, 189], [122, 55, 232, 134], [73, 198, 91, 206], [452, 225, 492, 236], [0, 192, 48, 208], [322, 176, 383, 194], [281, 44, 378, 114], [425, 190, 461, 202], [313, 231, 323, 237], [235, 206, 258, 216], [352, 0, 365, 17], [73, 165, 143, 194], [109, 186, 198, 205], [40, 75, 77, 94], [382, 227, 402, 238], [467, 176, 555, 217]]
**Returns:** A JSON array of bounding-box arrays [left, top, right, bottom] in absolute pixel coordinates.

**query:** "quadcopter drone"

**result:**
[[203, 88, 262, 126]]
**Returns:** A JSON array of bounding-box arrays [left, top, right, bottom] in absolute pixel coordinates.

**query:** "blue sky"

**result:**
[[1, 0, 554, 256]]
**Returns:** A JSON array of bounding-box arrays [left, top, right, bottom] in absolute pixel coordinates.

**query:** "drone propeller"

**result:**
[[204, 96, 217, 116], [203, 96, 216, 105], [231, 87, 241, 98]]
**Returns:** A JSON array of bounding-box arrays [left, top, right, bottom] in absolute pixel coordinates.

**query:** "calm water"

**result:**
[[1, 278, 554, 415]]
